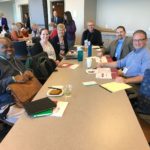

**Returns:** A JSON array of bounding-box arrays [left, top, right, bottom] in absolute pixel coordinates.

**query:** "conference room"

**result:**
[[0, 0, 150, 150]]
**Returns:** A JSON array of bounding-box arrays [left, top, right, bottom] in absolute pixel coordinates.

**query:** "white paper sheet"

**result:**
[[69, 64, 79, 69], [51, 101, 68, 117], [96, 68, 112, 79], [82, 81, 97, 86]]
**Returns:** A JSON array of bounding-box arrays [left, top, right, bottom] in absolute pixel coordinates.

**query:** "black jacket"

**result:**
[[81, 29, 103, 46]]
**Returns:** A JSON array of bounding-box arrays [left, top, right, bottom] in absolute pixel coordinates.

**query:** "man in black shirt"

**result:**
[[81, 20, 103, 47]]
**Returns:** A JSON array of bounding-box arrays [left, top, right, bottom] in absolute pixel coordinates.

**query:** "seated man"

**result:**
[[81, 20, 103, 47], [0, 37, 33, 108], [97, 30, 150, 92], [104, 26, 133, 60]]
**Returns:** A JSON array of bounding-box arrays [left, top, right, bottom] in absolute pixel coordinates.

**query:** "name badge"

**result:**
[[123, 67, 128, 74]]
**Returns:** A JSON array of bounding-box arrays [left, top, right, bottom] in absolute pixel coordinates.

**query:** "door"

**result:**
[[51, 1, 64, 18], [21, 5, 29, 23]]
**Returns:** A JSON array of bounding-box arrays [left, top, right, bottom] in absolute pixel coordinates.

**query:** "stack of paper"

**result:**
[[82, 81, 97, 86], [52, 101, 68, 117], [92, 56, 107, 63], [96, 68, 112, 79], [100, 82, 132, 92]]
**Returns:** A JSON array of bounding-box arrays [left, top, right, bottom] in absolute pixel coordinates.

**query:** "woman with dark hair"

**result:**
[[64, 11, 76, 49], [24, 13, 31, 33], [30, 28, 60, 65]]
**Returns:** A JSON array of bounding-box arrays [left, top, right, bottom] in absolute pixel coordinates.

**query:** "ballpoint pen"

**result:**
[[48, 87, 62, 90]]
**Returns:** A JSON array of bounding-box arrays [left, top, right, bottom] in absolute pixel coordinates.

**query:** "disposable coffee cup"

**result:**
[[86, 58, 92, 68]]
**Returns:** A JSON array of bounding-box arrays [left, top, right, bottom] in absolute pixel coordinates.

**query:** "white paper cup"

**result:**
[[86, 58, 92, 68]]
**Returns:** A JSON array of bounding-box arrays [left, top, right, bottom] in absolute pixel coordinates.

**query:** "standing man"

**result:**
[[0, 12, 9, 32], [81, 20, 103, 47], [104, 26, 133, 60], [50, 10, 63, 27], [98, 30, 150, 86]]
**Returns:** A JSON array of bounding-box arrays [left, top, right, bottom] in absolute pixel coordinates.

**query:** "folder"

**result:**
[[100, 82, 132, 93], [23, 97, 56, 117]]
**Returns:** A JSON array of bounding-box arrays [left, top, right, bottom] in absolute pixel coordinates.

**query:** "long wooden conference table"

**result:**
[[0, 52, 150, 150]]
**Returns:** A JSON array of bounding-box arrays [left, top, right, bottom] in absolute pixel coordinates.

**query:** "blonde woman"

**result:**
[[50, 23, 68, 58]]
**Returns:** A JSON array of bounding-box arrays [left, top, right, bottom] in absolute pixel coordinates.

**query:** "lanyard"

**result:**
[[0, 56, 23, 75]]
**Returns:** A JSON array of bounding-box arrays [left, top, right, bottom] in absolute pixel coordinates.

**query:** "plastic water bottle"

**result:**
[[84, 40, 88, 52], [77, 47, 83, 61], [87, 41, 92, 57]]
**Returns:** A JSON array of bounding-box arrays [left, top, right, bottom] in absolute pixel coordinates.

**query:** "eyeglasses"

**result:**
[[133, 38, 146, 42], [1, 44, 14, 49]]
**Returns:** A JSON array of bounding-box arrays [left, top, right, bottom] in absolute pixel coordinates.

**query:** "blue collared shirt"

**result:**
[[115, 39, 124, 60], [117, 47, 150, 77]]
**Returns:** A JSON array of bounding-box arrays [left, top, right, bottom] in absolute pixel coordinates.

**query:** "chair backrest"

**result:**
[[137, 69, 150, 114], [139, 69, 150, 97], [13, 41, 28, 58]]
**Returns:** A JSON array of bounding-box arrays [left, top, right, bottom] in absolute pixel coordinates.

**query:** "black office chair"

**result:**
[[13, 41, 28, 64]]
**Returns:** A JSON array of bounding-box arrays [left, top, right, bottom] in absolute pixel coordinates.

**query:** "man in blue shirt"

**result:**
[[104, 26, 133, 61], [98, 30, 150, 85]]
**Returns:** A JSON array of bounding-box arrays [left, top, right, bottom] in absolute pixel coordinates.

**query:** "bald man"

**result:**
[[0, 37, 33, 107], [81, 20, 103, 47]]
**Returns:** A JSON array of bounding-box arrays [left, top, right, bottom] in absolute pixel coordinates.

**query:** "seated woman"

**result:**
[[11, 22, 29, 41], [50, 23, 68, 59], [31, 23, 40, 38], [30, 28, 60, 65]]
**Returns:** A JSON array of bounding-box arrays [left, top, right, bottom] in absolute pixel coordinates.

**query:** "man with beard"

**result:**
[[104, 26, 133, 60], [0, 37, 33, 107]]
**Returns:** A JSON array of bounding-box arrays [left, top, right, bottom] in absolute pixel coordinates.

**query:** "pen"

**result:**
[[48, 87, 62, 90]]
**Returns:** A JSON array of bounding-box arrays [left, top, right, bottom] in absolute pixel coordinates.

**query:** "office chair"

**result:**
[[13, 41, 28, 64], [133, 69, 150, 143]]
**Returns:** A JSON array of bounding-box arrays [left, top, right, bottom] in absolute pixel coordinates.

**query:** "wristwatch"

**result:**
[[12, 76, 16, 82]]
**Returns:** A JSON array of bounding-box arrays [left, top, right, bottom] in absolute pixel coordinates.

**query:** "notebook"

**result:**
[[23, 97, 57, 116]]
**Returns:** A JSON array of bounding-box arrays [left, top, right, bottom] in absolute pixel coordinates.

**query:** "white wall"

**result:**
[[97, 0, 150, 35], [29, 0, 44, 26], [13, 0, 28, 22], [65, 0, 84, 44], [0, 1, 14, 27], [84, 0, 97, 28]]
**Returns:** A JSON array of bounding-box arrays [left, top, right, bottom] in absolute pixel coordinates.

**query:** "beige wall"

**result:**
[[84, 0, 97, 28], [96, 0, 150, 35]]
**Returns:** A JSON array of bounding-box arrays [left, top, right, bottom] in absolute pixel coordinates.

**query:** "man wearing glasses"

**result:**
[[0, 37, 33, 107], [81, 20, 103, 47], [97, 30, 150, 85], [104, 26, 133, 61]]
